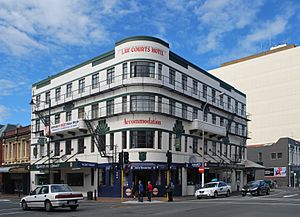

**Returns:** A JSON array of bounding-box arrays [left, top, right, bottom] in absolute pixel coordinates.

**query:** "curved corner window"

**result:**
[[130, 61, 155, 78], [130, 95, 155, 112], [130, 130, 154, 148]]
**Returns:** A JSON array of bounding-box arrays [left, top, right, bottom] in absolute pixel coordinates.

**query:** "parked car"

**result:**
[[195, 181, 232, 199], [264, 179, 274, 188], [241, 180, 270, 196], [20, 184, 83, 211]]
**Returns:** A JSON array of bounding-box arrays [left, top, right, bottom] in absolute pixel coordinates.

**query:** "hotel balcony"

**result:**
[[190, 119, 226, 137]]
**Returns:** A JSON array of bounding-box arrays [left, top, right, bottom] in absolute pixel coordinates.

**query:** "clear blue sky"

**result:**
[[0, 0, 299, 126]]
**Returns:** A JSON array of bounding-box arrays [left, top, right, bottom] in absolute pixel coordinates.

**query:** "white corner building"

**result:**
[[30, 36, 248, 196]]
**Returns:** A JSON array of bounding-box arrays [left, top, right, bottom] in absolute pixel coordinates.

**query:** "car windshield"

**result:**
[[203, 183, 218, 188], [247, 181, 260, 186], [51, 185, 73, 193]]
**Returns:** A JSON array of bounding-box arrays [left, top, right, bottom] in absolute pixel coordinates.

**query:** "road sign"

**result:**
[[198, 166, 205, 173]]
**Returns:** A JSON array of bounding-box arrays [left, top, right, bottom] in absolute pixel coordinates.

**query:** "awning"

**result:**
[[244, 160, 265, 169], [0, 166, 18, 173]]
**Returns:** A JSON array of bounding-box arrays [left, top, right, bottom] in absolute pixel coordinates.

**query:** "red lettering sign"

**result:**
[[123, 118, 161, 125], [119, 46, 166, 56]]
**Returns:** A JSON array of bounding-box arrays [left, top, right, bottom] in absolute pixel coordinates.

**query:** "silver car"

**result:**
[[20, 184, 83, 211], [195, 181, 232, 199]]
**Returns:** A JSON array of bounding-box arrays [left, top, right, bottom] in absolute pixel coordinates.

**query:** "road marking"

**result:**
[[0, 208, 20, 211], [177, 200, 300, 206], [0, 211, 25, 216], [283, 194, 298, 198], [0, 200, 10, 202]]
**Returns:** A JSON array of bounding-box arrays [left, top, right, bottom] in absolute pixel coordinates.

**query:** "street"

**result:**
[[0, 189, 299, 217]]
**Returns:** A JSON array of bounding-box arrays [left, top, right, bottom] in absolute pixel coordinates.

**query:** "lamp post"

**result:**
[[30, 98, 51, 184], [201, 92, 224, 187]]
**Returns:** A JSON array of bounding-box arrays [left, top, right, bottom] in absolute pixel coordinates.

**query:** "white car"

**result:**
[[194, 181, 232, 199], [20, 184, 83, 211]]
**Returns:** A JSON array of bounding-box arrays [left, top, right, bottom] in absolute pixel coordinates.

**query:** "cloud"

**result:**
[[0, 0, 110, 56], [0, 105, 10, 122], [0, 79, 28, 96], [193, 0, 264, 54]]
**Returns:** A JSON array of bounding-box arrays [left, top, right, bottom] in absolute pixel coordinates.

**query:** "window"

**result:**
[[175, 135, 181, 151], [122, 96, 127, 113], [92, 74, 99, 89], [271, 152, 276, 159], [92, 104, 99, 119], [79, 78, 85, 93], [158, 64, 162, 80], [212, 89, 216, 103], [40, 144, 44, 157], [241, 104, 245, 116], [157, 96, 162, 113], [212, 142, 216, 155], [185, 136, 188, 152], [67, 173, 83, 186], [202, 85, 207, 99], [192, 108, 198, 120], [78, 107, 85, 119], [100, 135, 106, 152], [169, 133, 172, 150], [235, 123, 239, 134], [204, 111, 208, 122], [227, 97, 231, 110], [45, 91, 50, 104], [193, 137, 198, 153], [36, 95, 41, 107], [130, 95, 155, 112], [107, 99, 114, 116], [277, 153, 282, 159], [66, 83, 72, 98], [220, 94, 224, 107], [169, 100, 175, 116], [54, 142, 60, 156], [204, 139, 207, 154], [224, 144, 228, 157], [122, 131, 127, 149], [182, 74, 187, 90], [55, 114, 60, 124], [78, 138, 84, 154], [130, 61, 155, 78], [220, 117, 224, 126], [107, 68, 115, 84], [110, 133, 114, 150], [235, 100, 239, 113], [90, 136, 95, 153], [182, 104, 187, 119], [192, 80, 198, 95], [65, 140, 72, 155], [35, 119, 40, 131], [219, 142, 222, 156], [55, 87, 61, 101], [258, 152, 262, 162], [39, 186, 49, 194], [169, 68, 175, 85], [158, 131, 162, 149], [123, 63, 128, 79], [212, 114, 216, 124], [130, 130, 155, 148], [66, 111, 72, 122]]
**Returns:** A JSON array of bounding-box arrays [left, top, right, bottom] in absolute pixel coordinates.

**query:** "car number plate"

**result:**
[[68, 200, 76, 204]]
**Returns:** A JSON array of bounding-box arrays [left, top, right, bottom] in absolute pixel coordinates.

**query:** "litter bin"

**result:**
[[87, 191, 93, 200]]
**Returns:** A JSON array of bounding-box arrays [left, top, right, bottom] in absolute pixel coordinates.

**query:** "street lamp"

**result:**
[[30, 98, 51, 184], [201, 92, 224, 187]]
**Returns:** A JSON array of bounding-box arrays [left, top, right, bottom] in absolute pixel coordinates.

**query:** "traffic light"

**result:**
[[166, 151, 172, 169], [123, 152, 129, 164], [118, 152, 123, 168]]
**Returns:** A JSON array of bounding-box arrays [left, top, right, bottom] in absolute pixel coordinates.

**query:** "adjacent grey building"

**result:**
[[247, 137, 300, 187]]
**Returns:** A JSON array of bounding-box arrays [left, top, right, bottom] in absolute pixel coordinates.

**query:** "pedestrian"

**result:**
[[147, 181, 153, 202], [167, 181, 175, 202], [236, 179, 240, 191], [138, 180, 144, 202], [131, 183, 137, 200]]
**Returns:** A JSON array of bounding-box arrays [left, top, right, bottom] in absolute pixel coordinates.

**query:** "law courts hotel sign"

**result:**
[[118, 45, 166, 56]]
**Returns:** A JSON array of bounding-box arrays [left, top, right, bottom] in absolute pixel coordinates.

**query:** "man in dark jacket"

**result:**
[[138, 180, 144, 202]]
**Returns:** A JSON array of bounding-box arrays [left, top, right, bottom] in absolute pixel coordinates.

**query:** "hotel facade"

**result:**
[[30, 36, 248, 197]]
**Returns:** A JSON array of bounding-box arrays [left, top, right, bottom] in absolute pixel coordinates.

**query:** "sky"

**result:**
[[0, 0, 299, 126]]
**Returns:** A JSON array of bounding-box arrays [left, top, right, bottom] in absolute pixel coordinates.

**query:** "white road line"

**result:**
[[283, 194, 299, 198], [0, 211, 25, 216], [0, 208, 21, 211], [177, 201, 300, 206], [0, 200, 10, 202]]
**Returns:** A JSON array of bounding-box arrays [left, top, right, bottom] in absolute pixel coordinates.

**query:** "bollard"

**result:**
[[94, 189, 97, 201]]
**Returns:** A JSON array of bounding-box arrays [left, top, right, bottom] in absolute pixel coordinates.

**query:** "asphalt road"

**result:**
[[1, 188, 300, 217]]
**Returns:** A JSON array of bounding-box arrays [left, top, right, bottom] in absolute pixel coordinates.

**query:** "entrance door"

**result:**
[[133, 170, 152, 196]]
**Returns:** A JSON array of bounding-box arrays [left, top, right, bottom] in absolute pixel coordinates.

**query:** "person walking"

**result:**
[[167, 181, 175, 202], [138, 180, 144, 202], [147, 181, 153, 202]]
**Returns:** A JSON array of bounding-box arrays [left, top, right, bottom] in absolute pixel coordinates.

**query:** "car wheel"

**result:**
[[242, 192, 246, 197], [257, 189, 261, 196], [226, 190, 230, 197], [214, 191, 218, 198], [266, 189, 270, 195], [70, 205, 78, 211], [45, 200, 52, 212], [21, 200, 30, 211], [196, 196, 201, 199]]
